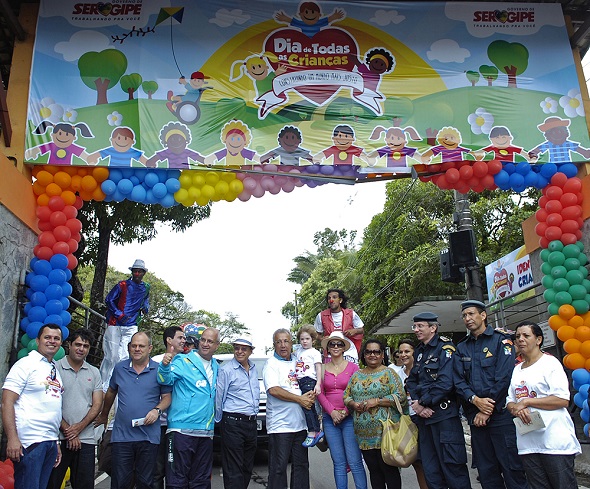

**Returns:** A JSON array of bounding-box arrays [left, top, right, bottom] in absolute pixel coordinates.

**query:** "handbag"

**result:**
[[380, 395, 418, 468]]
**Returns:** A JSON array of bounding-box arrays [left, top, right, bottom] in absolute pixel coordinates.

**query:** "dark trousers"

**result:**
[[416, 416, 471, 489], [154, 426, 168, 489], [221, 414, 257, 489], [47, 441, 95, 489], [268, 431, 309, 489], [521, 453, 578, 489], [470, 421, 528, 489], [297, 377, 320, 432], [14, 440, 57, 489], [361, 448, 401, 489], [166, 432, 213, 489], [112, 441, 159, 489]]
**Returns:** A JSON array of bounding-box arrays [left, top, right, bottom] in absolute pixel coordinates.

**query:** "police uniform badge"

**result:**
[[484, 347, 493, 358], [441, 343, 455, 358]]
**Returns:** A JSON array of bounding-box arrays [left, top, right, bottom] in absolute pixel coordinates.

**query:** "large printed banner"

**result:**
[[25, 1, 590, 176], [485, 245, 534, 309]]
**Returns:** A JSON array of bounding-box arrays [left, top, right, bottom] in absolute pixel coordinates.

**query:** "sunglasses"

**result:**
[[328, 342, 345, 348], [365, 349, 383, 356], [50, 364, 56, 381]]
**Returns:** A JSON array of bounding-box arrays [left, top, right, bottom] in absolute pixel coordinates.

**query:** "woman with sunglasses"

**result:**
[[344, 338, 407, 489], [317, 332, 367, 489]]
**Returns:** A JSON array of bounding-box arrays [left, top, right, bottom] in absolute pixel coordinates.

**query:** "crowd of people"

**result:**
[[0, 282, 583, 489]]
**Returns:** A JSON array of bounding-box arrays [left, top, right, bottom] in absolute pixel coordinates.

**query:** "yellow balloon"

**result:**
[[215, 181, 229, 196], [229, 179, 244, 194], [188, 187, 201, 200], [220, 171, 236, 182], [201, 184, 215, 200], [205, 171, 220, 185], [179, 173, 192, 188], [174, 188, 189, 203], [192, 174, 206, 187]]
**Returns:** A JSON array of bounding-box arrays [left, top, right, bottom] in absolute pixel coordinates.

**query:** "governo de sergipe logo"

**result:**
[[72, 2, 143, 17], [472, 8, 535, 24]]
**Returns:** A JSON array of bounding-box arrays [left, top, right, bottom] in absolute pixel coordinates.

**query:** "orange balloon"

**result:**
[[559, 304, 576, 321], [77, 168, 89, 176], [92, 187, 106, 201], [32, 181, 46, 196], [569, 315, 585, 328], [37, 194, 50, 206], [566, 352, 585, 370], [564, 338, 581, 354], [548, 315, 567, 331], [583, 312, 590, 327], [557, 325, 576, 342], [44, 165, 59, 175], [31, 166, 42, 178], [61, 190, 77, 206], [78, 189, 94, 201], [575, 326, 590, 342], [93, 167, 109, 182], [45, 183, 62, 197], [64, 166, 78, 176], [579, 341, 590, 358], [70, 175, 82, 191], [585, 358, 590, 370], [81, 175, 98, 192], [53, 171, 72, 190], [35, 170, 53, 187]]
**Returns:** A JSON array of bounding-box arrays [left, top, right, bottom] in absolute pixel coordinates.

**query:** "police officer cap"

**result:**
[[413, 311, 438, 322], [461, 299, 486, 311]]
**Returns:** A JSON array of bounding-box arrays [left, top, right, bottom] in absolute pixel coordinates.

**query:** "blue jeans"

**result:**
[[298, 377, 320, 432], [47, 441, 96, 489], [111, 441, 159, 489], [322, 415, 367, 489], [14, 440, 57, 489]]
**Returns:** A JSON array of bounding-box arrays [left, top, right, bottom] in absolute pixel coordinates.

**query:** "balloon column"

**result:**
[[418, 160, 502, 193], [0, 458, 14, 489]]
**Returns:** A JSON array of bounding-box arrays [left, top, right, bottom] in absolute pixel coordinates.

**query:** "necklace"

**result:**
[[329, 361, 347, 373]]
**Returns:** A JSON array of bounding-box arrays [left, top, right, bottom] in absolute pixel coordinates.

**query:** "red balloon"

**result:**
[[47, 196, 66, 212], [53, 225, 72, 242], [38, 221, 53, 232], [577, 217, 584, 228], [70, 232, 82, 243], [545, 225, 563, 241], [418, 176, 430, 182], [62, 205, 77, 220], [535, 222, 548, 237], [562, 233, 577, 245], [563, 177, 582, 193], [459, 165, 473, 180], [472, 161, 488, 177], [67, 254, 78, 270], [0, 473, 15, 489], [441, 162, 456, 171], [561, 219, 580, 234], [446, 168, 460, 184], [578, 193, 584, 205], [545, 200, 563, 214], [546, 213, 563, 227], [49, 211, 67, 228], [52, 241, 70, 255], [535, 208, 548, 222], [539, 196, 548, 208], [38, 231, 57, 248], [540, 237, 550, 249], [562, 205, 582, 220], [35, 206, 51, 221], [472, 183, 485, 193], [35, 246, 53, 261], [65, 218, 82, 234], [545, 186, 563, 200], [67, 238, 79, 254], [551, 172, 568, 187], [455, 181, 470, 194], [575, 230, 583, 240], [73, 196, 84, 210], [436, 175, 450, 190], [481, 174, 496, 189], [487, 160, 502, 175], [560, 192, 578, 207]]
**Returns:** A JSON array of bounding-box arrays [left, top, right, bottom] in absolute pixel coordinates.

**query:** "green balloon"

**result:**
[[573, 300, 590, 315], [579, 253, 588, 266], [582, 267, 589, 279], [586, 294, 590, 304], [563, 244, 581, 259], [20, 334, 31, 348], [569, 284, 587, 301], [548, 251, 566, 267], [540, 249, 551, 262], [548, 240, 564, 252], [577, 241, 585, 252], [565, 270, 584, 286], [550, 266, 567, 279], [541, 262, 553, 276], [583, 279, 590, 293], [54, 346, 65, 361], [553, 278, 570, 292], [17, 348, 29, 359], [27, 338, 38, 352], [564, 258, 581, 271], [554, 291, 573, 306], [548, 302, 560, 316], [543, 289, 556, 303], [541, 275, 554, 289]]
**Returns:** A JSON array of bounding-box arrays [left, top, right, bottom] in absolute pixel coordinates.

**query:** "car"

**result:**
[[213, 353, 270, 452]]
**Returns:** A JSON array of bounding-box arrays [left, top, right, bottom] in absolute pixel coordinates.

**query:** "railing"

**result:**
[[67, 296, 107, 368]]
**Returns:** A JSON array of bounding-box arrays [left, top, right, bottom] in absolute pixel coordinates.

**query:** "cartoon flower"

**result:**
[[540, 97, 558, 114], [560, 89, 585, 118], [107, 111, 123, 126], [62, 107, 78, 123], [467, 107, 494, 135], [31, 97, 64, 125]]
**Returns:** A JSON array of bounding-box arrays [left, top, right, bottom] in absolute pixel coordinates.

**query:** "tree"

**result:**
[[120, 73, 143, 100], [487, 41, 529, 88], [189, 310, 249, 347], [287, 251, 319, 285], [78, 49, 128, 105], [466, 70, 480, 87], [74, 200, 210, 315], [479, 65, 499, 86], [141, 80, 159, 99], [313, 228, 357, 259]]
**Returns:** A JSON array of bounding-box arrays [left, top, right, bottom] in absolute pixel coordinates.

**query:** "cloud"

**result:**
[[209, 9, 250, 28], [427, 39, 470, 63], [54, 31, 111, 62], [369, 10, 405, 26]]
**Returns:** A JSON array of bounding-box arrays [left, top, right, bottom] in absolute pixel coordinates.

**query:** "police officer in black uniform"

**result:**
[[454, 300, 529, 489], [406, 312, 471, 489]]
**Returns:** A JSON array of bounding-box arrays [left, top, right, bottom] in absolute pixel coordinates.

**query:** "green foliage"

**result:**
[[120, 73, 143, 99], [188, 310, 249, 345], [466, 70, 480, 86], [78, 49, 128, 104], [141, 80, 159, 99], [479, 65, 499, 85]]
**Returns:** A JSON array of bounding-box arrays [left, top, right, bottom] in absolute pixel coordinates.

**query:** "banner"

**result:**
[[485, 245, 534, 307], [25, 1, 590, 175]]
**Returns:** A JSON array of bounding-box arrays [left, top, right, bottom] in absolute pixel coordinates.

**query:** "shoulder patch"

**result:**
[[441, 344, 456, 352], [439, 335, 453, 342], [502, 338, 513, 346], [495, 327, 513, 336]]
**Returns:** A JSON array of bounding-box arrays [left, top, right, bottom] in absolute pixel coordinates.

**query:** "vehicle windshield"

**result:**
[[219, 357, 267, 381]]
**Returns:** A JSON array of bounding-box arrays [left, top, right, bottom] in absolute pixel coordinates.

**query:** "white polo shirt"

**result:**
[[3, 350, 63, 448]]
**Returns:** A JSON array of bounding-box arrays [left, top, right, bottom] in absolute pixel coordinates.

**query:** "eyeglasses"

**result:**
[[328, 342, 345, 348], [412, 323, 430, 330], [365, 349, 382, 356], [50, 364, 56, 381]]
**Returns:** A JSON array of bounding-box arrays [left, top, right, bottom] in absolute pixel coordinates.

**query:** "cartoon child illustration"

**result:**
[[420, 126, 472, 163], [274, 3, 345, 38], [87, 126, 148, 166], [205, 120, 260, 166], [25, 121, 94, 165], [352, 48, 395, 113], [167, 71, 213, 113], [528, 116, 590, 163], [260, 126, 313, 165], [230, 52, 287, 100], [368, 125, 421, 169], [474, 126, 532, 163], [314, 124, 370, 165], [145, 122, 204, 169]]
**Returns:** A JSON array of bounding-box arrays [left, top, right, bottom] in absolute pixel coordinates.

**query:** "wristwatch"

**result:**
[[155, 407, 162, 415], [469, 395, 476, 404]]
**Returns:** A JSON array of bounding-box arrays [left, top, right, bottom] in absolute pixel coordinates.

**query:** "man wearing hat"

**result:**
[[454, 300, 527, 489], [529, 116, 590, 164], [215, 338, 260, 489], [406, 312, 471, 489]]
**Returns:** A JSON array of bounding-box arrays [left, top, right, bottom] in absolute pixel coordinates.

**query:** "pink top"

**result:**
[[318, 362, 359, 414]]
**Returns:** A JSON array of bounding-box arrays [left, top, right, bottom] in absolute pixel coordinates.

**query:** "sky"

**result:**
[[108, 181, 388, 351]]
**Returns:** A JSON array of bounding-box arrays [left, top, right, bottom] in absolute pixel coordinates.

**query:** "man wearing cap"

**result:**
[[168, 71, 213, 112], [215, 339, 260, 489], [406, 312, 471, 489], [454, 300, 528, 489], [100, 258, 150, 389], [529, 116, 590, 164]]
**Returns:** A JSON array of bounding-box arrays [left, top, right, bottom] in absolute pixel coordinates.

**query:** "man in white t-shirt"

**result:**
[[2, 324, 64, 489], [263, 329, 315, 489]]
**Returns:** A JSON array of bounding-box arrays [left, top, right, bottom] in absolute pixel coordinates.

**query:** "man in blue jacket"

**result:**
[[158, 327, 220, 489]]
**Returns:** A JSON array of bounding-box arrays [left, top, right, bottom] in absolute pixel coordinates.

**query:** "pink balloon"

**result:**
[[252, 185, 265, 198], [238, 191, 251, 202], [262, 164, 278, 172], [268, 185, 281, 195], [260, 176, 275, 191], [274, 175, 288, 186], [243, 177, 257, 192], [282, 181, 295, 193], [236, 172, 246, 180]]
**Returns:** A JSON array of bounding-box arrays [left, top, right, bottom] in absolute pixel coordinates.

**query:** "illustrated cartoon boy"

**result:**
[[274, 2, 345, 38], [315, 124, 369, 165], [261, 126, 313, 165], [420, 126, 472, 163], [475, 126, 531, 163], [87, 127, 148, 166], [167, 71, 213, 112], [528, 116, 590, 163]]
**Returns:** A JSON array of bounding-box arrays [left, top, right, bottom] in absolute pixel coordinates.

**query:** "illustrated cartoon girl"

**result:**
[[229, 52, 287, 99], [205, 120, 260, 166], [354, 48, 396, 93], [368, 125, 422, 168], [145, 122, 204, 169], [25, 121, 94, 165], [420, 126, 472, 163]]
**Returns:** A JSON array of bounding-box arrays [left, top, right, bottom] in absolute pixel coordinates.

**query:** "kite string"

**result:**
[[170, 19, 182, 77]]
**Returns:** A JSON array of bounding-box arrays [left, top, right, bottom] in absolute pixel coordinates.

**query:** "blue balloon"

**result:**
[[109, 169, 123, 183], [305, 164, 320, 174], [540, 163, 557, 178], [585, 423, 590, 438], [145, 189, 157, 204], [503, 163, 515, 175], [60, 297, 70, 310], [50, 254, 69, 270], [536, 174, 549, 189], [118, 179, 134, 195], [144, 172, 159, 188], [60, 311, 72, 327], [165, 178, 181, 193], [48, 269, 67, 285], [523, 171, 538, 188], [20, 317, 30, 331], [320, 165, 335, 175], [101, 180, 117, 196], [168, 170, 181, 179], [130, 185, 147, 202], [30, 274, 50, 292], [30, 291, 47, 307], [494, 170, 510, 189], [62, 282, 73, 297], [25, 271, 34, 287], [64, 268, 72, 281], [515, 162, 531, 175], [44, 314, 63, 326], [509, 173, 525, 192], [111, 189, 126, 202], [582, 408, 590, 423], [28, 305, 47, 323], [572, 369, 590, 386], [130, 176, 140, 186], [575, 392, 585, 409], [580, 384, 590, 398], [45, 284, 63, 300], [25, 287, 34, 300], [559, 163, 578, 178], [60, 325, 70, 341], [160, 194, 176, 208], [24, 302, 32, 315], [30, 256, 39, 270], [121, 168, 134, 179], [33, 259, 52, 277], [156, 170, 168, 182], [45, 299, 63, 315], [26, 321, 44, 339], [152, 182, 168, 198]]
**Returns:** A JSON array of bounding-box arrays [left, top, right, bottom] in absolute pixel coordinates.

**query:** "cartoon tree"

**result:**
[[141, 80, 159, 99], [78, 49, 128, 105], [487, 41, 529, 88], [120, 73, 143, 100], [383, 97, 414, 127], [466, 70, 480, 87], [479, 64, 499, 86]]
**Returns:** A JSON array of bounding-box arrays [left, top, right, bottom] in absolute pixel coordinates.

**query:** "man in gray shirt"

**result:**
[[47, 328, 103, 489]]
